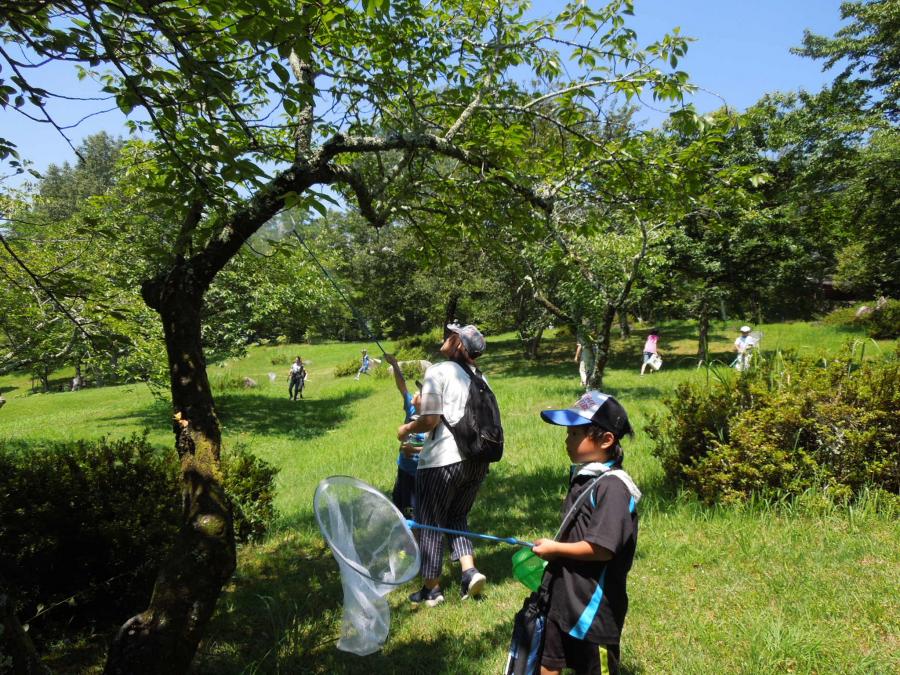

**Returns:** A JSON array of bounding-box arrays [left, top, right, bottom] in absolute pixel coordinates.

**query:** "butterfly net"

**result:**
[[313, 476, 421, 655]]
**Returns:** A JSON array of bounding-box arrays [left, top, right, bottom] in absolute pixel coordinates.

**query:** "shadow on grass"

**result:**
[[195, 462, 669, 673], [97, 389, 371, 441], [216, 390, 370, 439]]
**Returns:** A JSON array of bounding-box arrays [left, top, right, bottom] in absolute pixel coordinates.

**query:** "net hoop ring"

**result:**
[[314, 475, 420, 585]]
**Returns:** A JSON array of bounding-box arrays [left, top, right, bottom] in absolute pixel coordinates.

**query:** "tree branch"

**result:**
[[0, 232, 96, 347]]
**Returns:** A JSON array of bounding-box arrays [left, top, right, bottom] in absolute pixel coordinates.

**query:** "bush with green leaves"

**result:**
[[0, 434, 278, 644], [395, 327, 444, 357], [221, 442, 279, 543], [333, 344, 428, 378], [863, 298, 899, 339], [0, 434, 180, 640], [820, 299, 899, 339], [649, 347, 899, 506]]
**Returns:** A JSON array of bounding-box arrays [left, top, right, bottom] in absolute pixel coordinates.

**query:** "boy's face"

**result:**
[[565, 425, 614, 463]]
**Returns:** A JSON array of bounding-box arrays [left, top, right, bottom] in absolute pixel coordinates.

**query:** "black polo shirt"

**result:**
[[546, 472, 638, 645]]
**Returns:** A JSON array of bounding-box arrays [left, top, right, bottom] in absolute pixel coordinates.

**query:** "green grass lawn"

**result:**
[[2, 320, 898, 674]]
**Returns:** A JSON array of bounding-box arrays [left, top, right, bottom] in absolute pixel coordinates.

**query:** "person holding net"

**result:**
[[733, 325, 758, 371], [384, 353, 424, 518], [396, 324, 492, 607], [532, 391, 641, 675]]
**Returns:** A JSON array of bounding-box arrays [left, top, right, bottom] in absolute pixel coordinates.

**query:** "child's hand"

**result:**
[[399, 442, 417, 458], [532, 538, 558, 560], [396, 424, 409, 442]]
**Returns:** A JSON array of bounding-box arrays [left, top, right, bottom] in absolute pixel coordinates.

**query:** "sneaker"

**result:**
[[408, 585, 444, 607], [460, 568, 486, 600]]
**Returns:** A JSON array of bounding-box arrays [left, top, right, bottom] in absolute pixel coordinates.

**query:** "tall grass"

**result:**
[[1, 321, 897, 673]]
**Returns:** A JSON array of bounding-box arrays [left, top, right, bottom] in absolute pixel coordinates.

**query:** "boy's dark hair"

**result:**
[[586, 424, 625, 466]]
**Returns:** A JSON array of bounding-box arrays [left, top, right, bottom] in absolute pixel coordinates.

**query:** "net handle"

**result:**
[[406, 520, 532, 548]]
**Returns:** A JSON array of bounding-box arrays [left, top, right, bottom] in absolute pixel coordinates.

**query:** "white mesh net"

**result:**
[[313, 476, 421, 655]]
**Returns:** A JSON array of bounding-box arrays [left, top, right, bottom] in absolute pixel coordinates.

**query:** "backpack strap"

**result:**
[[436, 359, 486, 435], [553, 475, 604, 541]]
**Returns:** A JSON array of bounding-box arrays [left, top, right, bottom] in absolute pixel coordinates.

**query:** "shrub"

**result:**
[[819, 304, 860, 328], [649, 347, 900, 505], [221, 442, 279, 543], [0, 434, 180, 641], [820, 298, 899, 339], [334, 356, 364, 377], [334, 345, 428, 379], [209, 371, 249, 392], [864, 298, 900, 339], [0, 433, 279, 645], [396, 327, 443, 356]]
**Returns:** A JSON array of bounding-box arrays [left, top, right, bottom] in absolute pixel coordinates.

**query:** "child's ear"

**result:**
[[600, 431, 616, 451]]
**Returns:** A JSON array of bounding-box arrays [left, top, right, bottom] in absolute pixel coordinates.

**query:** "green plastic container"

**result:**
[[512, 547, 547, 592]]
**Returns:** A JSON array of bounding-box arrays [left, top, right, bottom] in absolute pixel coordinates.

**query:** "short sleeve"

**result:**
[[417, 367, 444, 416], [583, 478, 635, 556]]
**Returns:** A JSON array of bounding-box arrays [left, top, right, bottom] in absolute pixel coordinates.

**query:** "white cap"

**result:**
[[740, 325, 751, 333]]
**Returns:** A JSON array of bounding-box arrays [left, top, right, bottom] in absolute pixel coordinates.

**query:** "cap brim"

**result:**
[[540, 409, 592, 426]]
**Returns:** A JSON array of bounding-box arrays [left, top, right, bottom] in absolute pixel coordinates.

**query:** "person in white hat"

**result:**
[[733, 326, 755, 371], [396, 323, 491, 607]]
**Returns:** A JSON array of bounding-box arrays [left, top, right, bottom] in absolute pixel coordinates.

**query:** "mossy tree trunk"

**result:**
[[104, 264, 236, 674], [0, 572, 50, 674]]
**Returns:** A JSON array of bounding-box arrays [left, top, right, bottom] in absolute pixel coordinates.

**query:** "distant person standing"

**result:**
[[355, 349, 379, 380], [575, 328, 595, 389], [288, 356, 306, 400], [640, 328, 659, 375], [733, 325, 755, 371]]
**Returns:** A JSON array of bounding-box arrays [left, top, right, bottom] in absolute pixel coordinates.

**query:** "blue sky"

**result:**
[[2, 0, 845, 183]]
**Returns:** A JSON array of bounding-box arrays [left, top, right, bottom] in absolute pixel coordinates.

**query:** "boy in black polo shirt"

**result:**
[[533, 391, 641, 675]]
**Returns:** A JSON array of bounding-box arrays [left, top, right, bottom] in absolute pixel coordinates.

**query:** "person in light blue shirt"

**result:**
[[354, 349, 374, 380], [383, 353, 423, 518]]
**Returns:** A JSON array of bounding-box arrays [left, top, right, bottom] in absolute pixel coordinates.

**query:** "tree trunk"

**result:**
[[697, 301, 709, 364], [618, 311, 631, 338], [524, 326, 544, 360], [443, 293, 460, 338], [105, 269, 235, 675], [586, 305, 616, 389], [0, 573, 50, 674]]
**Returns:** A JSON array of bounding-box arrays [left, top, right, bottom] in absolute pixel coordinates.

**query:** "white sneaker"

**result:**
[[461, 569, 486, 600]]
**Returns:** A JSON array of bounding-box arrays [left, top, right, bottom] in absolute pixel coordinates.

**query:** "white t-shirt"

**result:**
[[417, 360, 488, 469], [734, 335, 755, 352]]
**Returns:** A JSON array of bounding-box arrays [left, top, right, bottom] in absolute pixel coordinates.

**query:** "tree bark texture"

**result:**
[[524, 326, 543, 360], [697, 301, 710, 363], [0, 573, 50, 674], [618, 311, 631, 338], [586, 304, 617, 389], [105, 268, 235, 675], [443, 293, 460, 337]]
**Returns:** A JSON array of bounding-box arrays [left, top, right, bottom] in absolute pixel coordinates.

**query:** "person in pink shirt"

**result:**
[[640, 328, 659, 375]]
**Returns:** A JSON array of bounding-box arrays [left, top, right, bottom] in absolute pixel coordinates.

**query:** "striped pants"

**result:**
[[415, 460, 489, 580]]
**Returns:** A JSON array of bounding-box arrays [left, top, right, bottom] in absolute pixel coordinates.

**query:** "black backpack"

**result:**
[[441, 361, 504, 463]]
